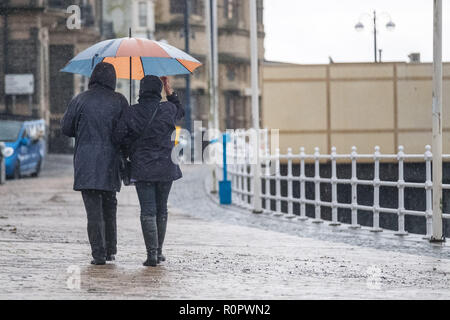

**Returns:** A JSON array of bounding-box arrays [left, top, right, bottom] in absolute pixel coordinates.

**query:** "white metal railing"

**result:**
[[216, 130, 450, 239]]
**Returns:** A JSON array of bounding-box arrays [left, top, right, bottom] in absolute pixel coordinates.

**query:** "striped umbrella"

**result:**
[[60, 35, 202, 101]]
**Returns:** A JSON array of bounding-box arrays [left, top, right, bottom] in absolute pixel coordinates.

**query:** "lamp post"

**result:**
[[206, 0, 219, 193], [184, 0, 191, 133], [355, 10, 395, 63], [431, 0, 444, 242], [250, 0, 262, 213]]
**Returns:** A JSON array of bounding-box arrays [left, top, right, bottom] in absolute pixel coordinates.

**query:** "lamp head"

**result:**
[[354, 21, 364, 32], [386, 20, 395, 31]]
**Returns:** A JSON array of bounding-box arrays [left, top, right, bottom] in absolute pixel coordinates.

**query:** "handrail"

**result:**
[[215, 130, 450, 240]]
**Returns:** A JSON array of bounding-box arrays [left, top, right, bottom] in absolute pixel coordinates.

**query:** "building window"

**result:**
[[226, 65, 236, 81], [224, 0, 238, 20], [225, 92, 245, 129], [138, 1, 148, 27], [48, 0, 72, 9], [170, 0, 183, 14], [191, 0, 203, 16], [170, 0, 203, 16]]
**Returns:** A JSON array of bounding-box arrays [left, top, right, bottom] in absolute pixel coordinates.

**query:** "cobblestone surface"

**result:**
[[0, 155, 450, 299]]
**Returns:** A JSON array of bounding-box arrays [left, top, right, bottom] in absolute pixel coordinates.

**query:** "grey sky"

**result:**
[[264, 0, 450, 64]]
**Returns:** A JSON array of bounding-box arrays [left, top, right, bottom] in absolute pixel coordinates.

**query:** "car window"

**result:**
[[0, 121, 23, 142]]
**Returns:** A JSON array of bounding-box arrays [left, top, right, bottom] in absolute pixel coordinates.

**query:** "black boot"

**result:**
[[106, 254, 115, 261], [156, 210, 168, 264], [143, 249, 158, 267], [140, 214, 158, 267], [157, 248, 166, 263], [91, 259, 106, 265]]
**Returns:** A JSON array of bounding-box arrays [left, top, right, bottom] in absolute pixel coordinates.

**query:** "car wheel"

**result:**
[[31, 159, 41, 178], [13, 162, 21, 180]]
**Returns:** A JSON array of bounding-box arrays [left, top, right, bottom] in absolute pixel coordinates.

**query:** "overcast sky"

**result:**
[[264, 0, 450, 64]]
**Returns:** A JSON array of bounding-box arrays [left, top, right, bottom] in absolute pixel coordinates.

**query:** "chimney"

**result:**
[[408, 52, 421, 63]]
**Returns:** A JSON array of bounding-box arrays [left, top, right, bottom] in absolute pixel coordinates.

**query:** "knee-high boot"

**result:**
[[156, 213, 168, 262], [140, 214, 158, 266]]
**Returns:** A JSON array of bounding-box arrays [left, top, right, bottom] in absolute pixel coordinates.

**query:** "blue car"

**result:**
[[0, 119, 46, 179]]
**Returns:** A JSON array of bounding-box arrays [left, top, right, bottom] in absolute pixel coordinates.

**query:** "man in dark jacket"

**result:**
[[61, 62, 128, 265], [113, 75, 184, 266]]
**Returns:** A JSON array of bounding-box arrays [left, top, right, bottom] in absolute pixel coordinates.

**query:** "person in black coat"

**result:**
[[61, 62, 128, 265], [113, 75, 184, 267]]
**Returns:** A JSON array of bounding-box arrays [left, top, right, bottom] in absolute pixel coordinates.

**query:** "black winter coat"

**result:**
[[61, 62, 128, 192], [113, 92, 184, 182]]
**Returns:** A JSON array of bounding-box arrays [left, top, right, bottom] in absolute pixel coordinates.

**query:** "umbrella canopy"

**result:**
[[61, 37, 202, 79]]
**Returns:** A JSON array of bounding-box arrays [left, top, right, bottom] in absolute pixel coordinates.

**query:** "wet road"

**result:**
[[0, 155, 450, 299]]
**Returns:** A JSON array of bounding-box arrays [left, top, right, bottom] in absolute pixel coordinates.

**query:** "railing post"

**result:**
[[371, 146, 383, 232], [264, 128, 269, 153], [264, 147, 271, 213], [312, 147, 323, 223], [286, 148, 295, 218], [252, 128, 263, 213], [273, 148, 283, 216], [330, 146, 340, 226], [238, 133, 244, 206], [243, 140, 249, 207], [349, 146, 361, 229], [225, 139, 437, 240], [298, 147, 308, 221], [231, 135, 238, 199], [249, 154, 254, 204], [235, 165, 241, 205], [396, 146, 408, 236], [425, 145, 433, 239]]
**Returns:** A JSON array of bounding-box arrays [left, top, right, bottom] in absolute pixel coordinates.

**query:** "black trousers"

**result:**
[[135, 181, 172, 256], [81, 190, 117, 261]]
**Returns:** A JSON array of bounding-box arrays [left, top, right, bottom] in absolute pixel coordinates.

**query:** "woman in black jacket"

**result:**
[[113, 75, 184, 266]]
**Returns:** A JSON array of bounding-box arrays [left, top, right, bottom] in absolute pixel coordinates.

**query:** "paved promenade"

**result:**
[[0, 155, 450, 299]]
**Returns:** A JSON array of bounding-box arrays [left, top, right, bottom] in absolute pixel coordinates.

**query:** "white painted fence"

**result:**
[[217, 130, 450, 239]]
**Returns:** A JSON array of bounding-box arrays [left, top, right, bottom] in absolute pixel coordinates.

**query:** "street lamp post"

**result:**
[[184, 0, 191, 133], [206, 0, 219, 194], [373, 11, 377, 62], [355, 10, 395, 63], [249, 0, 262, 213], [431, 0, 444, 242]]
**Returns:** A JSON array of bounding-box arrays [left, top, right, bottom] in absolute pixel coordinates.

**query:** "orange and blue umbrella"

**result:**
[[61, 37, 202, 79]]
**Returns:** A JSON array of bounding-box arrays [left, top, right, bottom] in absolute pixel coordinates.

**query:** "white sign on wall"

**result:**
[[5, 74, 34, 95]]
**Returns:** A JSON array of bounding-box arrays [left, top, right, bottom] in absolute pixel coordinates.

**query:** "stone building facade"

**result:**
[[101, 0, 156, 105], [103, 0, 265, 130], [0, 0, 264, 153], [0, 0, 102, 153], [153, 0, 265, 130]]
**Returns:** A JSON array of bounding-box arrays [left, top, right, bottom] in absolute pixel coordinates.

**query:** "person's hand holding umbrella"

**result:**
[[160, 76, 173, 96]]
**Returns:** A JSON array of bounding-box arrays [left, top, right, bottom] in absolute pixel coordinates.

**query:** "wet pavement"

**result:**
[[0, 155, 450, 299]]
